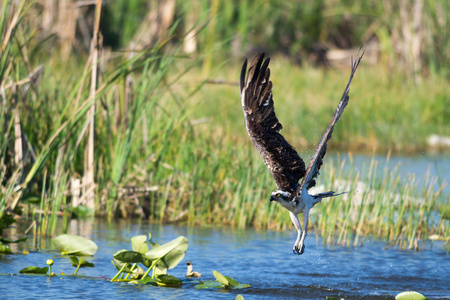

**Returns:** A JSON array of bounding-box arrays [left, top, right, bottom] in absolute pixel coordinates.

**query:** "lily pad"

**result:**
[[195, 271, 250, 290], [52, 234, 98, 256], [395, 291, 429, 300], [195, 280, 223, 289], [145, 236, 188, 273], [130, 235, 152, 267], [0, 237, 27, 244], [19, 266, 49, 274], [141, 276, 158, 285], [234, 283, 251, 289], [156, 274, 182, 287], [114, 251, 145, 264], [131, 235, 149, 254], [213, 270, 240, 287], [70, 256, 94, 268]]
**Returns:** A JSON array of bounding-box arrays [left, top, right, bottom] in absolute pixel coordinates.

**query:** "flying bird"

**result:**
[[239, 51, 363, 255]]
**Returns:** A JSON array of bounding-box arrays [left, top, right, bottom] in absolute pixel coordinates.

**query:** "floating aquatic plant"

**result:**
[[395, 291, 429, 300], [195, 270, 250, 290], [19, 266, 49, 275], [111, 232, 188, 285], [52, 234, 98, 256]]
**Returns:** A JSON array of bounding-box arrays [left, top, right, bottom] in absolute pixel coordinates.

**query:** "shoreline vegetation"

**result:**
[[1, 0, 449, 251]]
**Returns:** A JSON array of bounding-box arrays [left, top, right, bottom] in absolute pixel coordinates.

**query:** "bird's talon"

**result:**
[[299, 244, 305, 255], [292, 245, 305, 255]]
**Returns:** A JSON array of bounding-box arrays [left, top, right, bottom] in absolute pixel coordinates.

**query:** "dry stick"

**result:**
[[84, 0, 102, 210], [1, 0, 26, 52], [13, 85, 23, 167]]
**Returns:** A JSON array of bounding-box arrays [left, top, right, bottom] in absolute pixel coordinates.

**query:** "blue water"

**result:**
[[327, 153, 449, 182], [1, 220, 449, 299]]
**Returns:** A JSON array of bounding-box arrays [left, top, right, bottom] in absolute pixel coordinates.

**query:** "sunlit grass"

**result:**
[[183, 55, 449, 154]]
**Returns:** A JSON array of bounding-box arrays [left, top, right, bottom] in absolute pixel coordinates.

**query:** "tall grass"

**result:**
[[0, 0, 208, 232], [189, 56, 449, 154], [132, 112, 448, 249]]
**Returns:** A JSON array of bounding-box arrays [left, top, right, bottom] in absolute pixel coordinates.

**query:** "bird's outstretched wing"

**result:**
[[295, 50, 364, 196], [240, 52, 306, 194]]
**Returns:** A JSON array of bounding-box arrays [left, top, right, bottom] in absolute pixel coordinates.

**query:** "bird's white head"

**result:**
[[270, 190, 292, 203]]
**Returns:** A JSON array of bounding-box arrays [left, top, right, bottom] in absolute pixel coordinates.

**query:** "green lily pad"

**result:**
[[114, 251, 145, 264], [70, 256, 94, 268], [130, 235, 152, 267], [78, 257, 95, 267], [19, 266, 49, 274], [213, 270, 229, 285], [234, 283, 251, 289], [0, 237, 27, 244], [235, 295, 244, 300], [52, 234, 98, 256], [141, 276, 158, 285], [145, 236, 188, 273], [395, 291, 429, 300], [195, 271, 250, 290], [131, 235, 149, 254], [195, 280, 224, 289], [111, 250, 146, 278], [213, 270, 240, 287], [70, 256, 78, 267], [156, 274, 182, 286]]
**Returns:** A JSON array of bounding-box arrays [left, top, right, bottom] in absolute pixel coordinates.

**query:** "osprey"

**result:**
[[239, 51, 363, 255]]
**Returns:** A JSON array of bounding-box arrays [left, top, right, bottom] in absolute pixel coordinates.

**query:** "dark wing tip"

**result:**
[[240, 52, 266, 94], [240, 59, 248, 93]]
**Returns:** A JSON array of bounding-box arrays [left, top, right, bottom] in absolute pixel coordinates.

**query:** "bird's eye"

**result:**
[[276, 193, 281, 197]]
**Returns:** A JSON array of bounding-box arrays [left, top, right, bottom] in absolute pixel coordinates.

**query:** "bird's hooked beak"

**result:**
[[270, 195, 276, 202]]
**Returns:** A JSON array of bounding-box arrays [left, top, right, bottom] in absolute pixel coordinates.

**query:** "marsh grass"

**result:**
[[188, 57, 450, 154], [148, 118, 448, 249]]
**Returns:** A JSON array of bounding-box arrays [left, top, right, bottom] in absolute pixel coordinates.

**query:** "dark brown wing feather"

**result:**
[[240, 52, 306, 194], [295, 50, 364, 197]]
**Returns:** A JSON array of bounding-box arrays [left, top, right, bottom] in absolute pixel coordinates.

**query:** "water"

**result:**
[[1, 220, 449, 299], [326, 153, 449, 195], [326, 153, 449, 179]]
